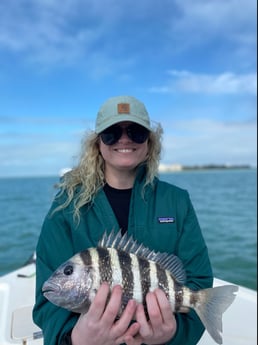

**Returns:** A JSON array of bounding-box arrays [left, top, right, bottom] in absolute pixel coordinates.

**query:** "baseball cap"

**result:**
[[95, 95, 151, 134]]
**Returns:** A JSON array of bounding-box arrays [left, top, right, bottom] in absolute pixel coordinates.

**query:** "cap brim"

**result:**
[[96, 115, 151, 133]]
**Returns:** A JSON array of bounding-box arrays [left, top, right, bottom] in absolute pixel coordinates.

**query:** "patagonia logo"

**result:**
[[158, 217, 175, 224]]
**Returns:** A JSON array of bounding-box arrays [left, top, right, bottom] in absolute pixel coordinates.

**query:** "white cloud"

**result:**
[[0, 115, 90, 177], [0, 0, 255, 70], [162, 117, 257, 166], [173, 0, 256, 42], [0, 0, 118, 67], [0, 134, 80, 177], [150, 70, 257, 94]]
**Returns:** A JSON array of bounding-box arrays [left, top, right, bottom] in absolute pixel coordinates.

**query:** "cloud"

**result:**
[[0, 0, 104, 67], [162, 117, 257, 166], [149, 70, 257, 94], [0, 131, 81, 177], [0, 114, 92, 177], [0, 0, 255, 71], [172, 0, 256, 45]]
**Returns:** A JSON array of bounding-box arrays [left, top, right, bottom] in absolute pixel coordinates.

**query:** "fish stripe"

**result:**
[[87, 248, 100, 302], [138, 256, 151, 315], [80, 248, 93, 267], [97, 247, 113, 284], [166, 272, 176, 310], [108, 248, 123, 286], [179, 287, 191, 313], [190, 290, 199, 307], [130, 253, 142, 302], [174, 280, 184, 312], [149, 261, 158, 291], [117, 249, 134, 302], [157, 265, 169, 298], [172, 286, 191, 313]]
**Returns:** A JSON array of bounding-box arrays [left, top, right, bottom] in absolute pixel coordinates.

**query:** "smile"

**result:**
[[115, 149, 135, 153]]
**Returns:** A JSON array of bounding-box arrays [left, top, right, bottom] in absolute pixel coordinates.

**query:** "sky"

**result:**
[[0, 0, 257, 177]]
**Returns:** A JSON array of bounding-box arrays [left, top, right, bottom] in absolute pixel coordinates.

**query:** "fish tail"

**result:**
[[194, 285, 238, 344]]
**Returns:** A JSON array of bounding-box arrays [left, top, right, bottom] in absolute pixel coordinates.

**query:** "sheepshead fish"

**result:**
[[42, 231, 238, 344]]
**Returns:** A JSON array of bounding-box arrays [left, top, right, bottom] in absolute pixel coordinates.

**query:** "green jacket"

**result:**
[[33, 168, 213, 345]]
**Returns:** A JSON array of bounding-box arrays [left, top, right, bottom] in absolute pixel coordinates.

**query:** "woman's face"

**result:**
[[99, 121, 149, 174]]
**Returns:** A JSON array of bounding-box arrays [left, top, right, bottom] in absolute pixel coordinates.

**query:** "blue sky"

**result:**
[[0, 0, 257, 177]]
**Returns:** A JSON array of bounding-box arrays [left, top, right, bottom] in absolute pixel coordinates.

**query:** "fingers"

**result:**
[[134, 289, 177, 344], [146, 291, 163, 326], [77, 284, 176, 345], [88, 283, 139, 337], [135, 303, 151, 338], [86, 282, 111, 321], [154, 288, 174, 323], [123, 333, 143, 345], [86, 283, 124, 326], [73, 283, 141, 345], [135, 291, 163, 338], [114, 299, 137, 332], [102, 285, 123, 323], [115, 321, 141, 345]]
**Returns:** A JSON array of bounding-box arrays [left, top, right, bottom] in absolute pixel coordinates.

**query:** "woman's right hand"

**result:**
[[71, 283, 140, 345]]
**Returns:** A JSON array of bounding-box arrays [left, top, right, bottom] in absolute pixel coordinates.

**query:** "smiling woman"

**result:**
[[32, 95, 216, 345]]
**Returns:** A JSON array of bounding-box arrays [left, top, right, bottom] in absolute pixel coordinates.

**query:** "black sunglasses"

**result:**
[[100, 123, 150, 145]]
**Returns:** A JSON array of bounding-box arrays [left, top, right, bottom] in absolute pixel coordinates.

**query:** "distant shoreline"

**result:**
[[182, 164, 252, 170], [0, 165, 256, 179], [158, 164, 254, 172]]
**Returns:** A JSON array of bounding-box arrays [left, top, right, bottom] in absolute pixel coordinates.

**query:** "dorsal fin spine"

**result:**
[[98, 231, 186, 285]]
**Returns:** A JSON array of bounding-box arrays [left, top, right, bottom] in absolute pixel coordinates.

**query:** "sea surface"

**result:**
[[0, 169, 256, 290]]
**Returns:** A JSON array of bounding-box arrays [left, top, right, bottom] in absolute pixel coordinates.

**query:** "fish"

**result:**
[[42, 231, 238, 344]]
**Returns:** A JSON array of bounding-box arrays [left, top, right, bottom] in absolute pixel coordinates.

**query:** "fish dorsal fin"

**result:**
[[98, 231, 186, 285]]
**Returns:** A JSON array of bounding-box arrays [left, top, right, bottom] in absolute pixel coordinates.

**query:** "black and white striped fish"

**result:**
[[42, 231, 238, 344]]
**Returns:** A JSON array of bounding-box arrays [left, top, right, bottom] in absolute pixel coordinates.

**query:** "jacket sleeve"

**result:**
[[32, 196, 79, 345], [166, 190, 213, 345]]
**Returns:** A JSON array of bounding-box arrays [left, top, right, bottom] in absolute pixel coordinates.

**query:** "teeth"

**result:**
[[117, 149, 134, 153]]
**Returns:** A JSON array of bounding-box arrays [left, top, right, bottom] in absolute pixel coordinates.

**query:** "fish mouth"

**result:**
[[42, 281, 61, 296]]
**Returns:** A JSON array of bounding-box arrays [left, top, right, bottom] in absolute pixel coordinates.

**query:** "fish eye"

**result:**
[[64, 265, 74, 275]]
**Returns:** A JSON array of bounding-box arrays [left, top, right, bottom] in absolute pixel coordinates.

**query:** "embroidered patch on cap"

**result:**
[[158, 217, 175, 224], [117, 103, 130, 114]]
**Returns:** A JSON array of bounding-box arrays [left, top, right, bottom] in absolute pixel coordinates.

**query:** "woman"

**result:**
[[33, 95, 213, 345]]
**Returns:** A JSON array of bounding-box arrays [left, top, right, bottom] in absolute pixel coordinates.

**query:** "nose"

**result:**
[[118, 127, 132, 141]]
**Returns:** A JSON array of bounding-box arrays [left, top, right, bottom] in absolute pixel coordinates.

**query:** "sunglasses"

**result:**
[[100, 123, 150, 146]]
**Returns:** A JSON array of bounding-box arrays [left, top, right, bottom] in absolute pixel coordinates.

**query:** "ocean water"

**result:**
[[0, 169, 256, 290]]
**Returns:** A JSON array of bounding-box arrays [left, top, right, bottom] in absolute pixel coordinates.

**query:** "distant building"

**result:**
[[158, 163, 183, 172]]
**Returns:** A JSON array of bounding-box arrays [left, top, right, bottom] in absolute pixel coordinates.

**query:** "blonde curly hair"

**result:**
[[54, 123, 163, 223]]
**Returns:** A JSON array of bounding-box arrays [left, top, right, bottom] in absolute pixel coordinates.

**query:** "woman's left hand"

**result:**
[[116, 288, 177, 345]]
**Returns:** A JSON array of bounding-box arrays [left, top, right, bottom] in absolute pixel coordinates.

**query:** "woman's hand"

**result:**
[[71, 283, 140, 345], [117, 288, 177, 345]]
